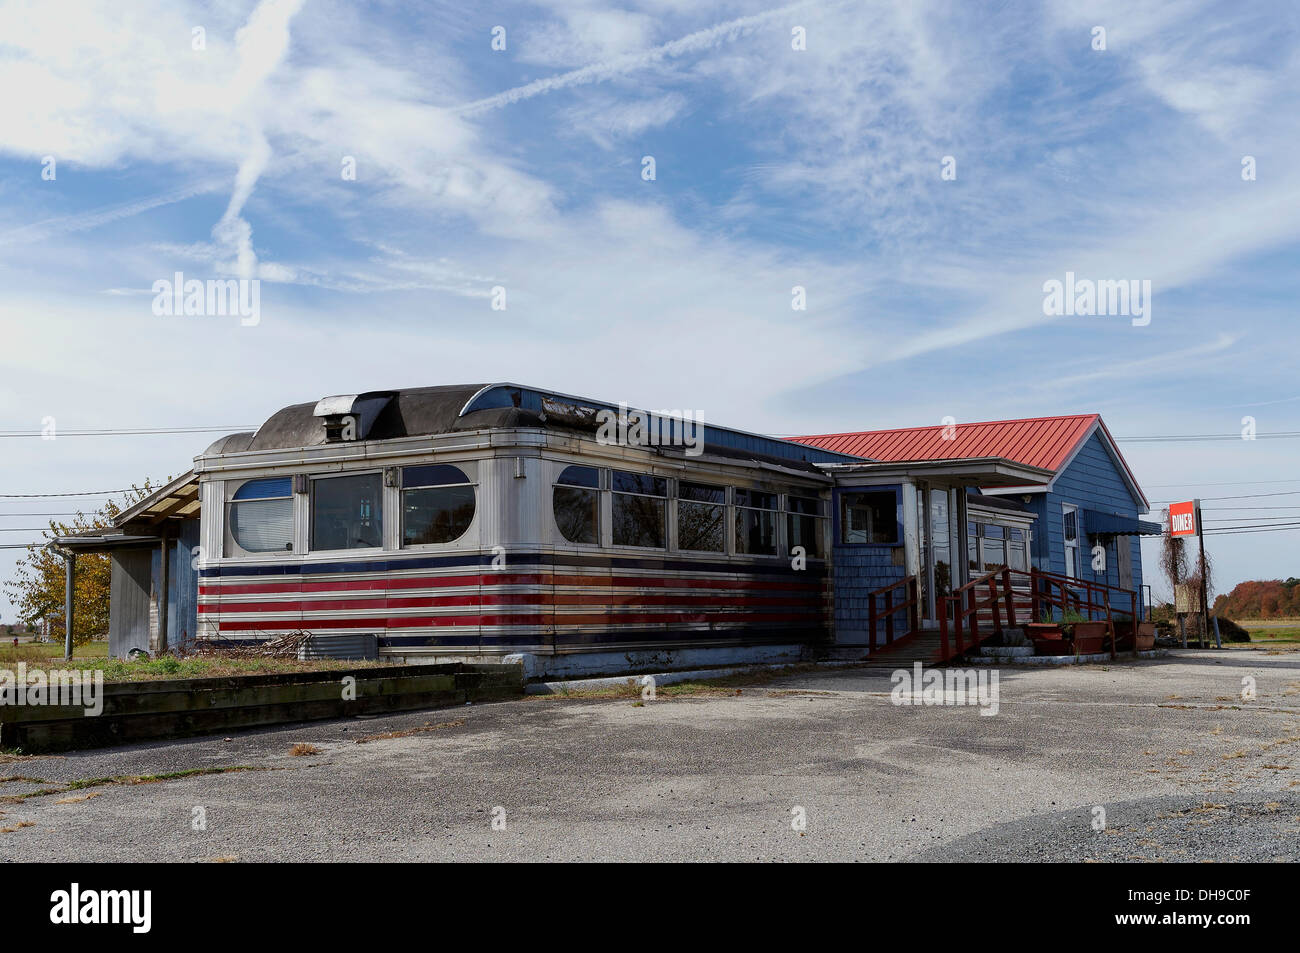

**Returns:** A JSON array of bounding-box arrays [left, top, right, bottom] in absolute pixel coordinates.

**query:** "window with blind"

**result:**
[[226, 477, 294, 555]]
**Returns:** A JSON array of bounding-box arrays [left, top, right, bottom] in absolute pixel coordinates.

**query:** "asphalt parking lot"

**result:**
[[3, 649, 1298, 862]]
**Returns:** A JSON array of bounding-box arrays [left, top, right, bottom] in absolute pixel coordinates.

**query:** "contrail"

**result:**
[[0, 179, 225, 246], [455, 0, 820, 117]]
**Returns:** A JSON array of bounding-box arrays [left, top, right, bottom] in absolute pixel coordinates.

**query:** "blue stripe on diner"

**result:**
[[201, 627, 827, 651], [379, 626, 827, 650], [201, 550, 828, 580]]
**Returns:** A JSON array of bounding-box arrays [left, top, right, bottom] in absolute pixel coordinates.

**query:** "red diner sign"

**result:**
[[1169, 499, 1198, 537]]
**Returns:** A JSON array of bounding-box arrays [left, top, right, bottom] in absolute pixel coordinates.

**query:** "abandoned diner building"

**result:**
[[56, 383, 1163, 678]]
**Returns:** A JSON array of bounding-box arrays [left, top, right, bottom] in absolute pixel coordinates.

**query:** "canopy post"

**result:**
[[63, 551, 75, 660]]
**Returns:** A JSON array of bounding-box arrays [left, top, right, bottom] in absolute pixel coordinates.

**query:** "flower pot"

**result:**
[[1135, 622, 1155, 651], [1026, 623, 1064, 640], [1034, 638, 1070, 656], [1070, 621, 1108, 655]]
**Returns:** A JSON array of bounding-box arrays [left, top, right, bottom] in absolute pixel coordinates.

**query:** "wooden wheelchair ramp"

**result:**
[[849, 568, 1142, 667]]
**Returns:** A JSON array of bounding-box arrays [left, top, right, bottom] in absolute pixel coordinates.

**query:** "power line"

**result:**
[[0, 425, 252, 438], [1202, 505, 1300, 511], [0, 489, 140, 499], [1146, 478, 1300, 489], [1201, 519, 1300, 528], [0, 512, 80, 517], [1151, 490, 1300, 504], [1203, 516, 1300, 524], [1116, 432, 1300, 442], [1204, 525, 1300, 536]]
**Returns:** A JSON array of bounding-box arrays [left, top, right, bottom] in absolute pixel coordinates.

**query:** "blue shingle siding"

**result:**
[[832, 547, 905, 630], [830, 484, 908, 632], [1014, 430, 1145, 615]]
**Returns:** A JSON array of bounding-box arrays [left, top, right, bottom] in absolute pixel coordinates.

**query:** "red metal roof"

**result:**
[[790, 414, 1100, 472]]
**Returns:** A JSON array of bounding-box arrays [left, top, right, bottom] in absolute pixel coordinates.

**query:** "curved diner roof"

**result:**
[[203, 383, 861, 473]]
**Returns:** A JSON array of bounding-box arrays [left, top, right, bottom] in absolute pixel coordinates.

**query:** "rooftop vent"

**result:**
[[313, 392, 394, 443]]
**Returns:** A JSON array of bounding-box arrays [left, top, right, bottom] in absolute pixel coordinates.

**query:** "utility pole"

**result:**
[[1195, 498, 1210, 650]]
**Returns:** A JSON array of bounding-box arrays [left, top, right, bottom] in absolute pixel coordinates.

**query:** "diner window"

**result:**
[[677, 481, 725, 553], [786, 494, 822, 559], [612, 469, 666, 548], [311, 472, 383, 551], [979, 523, 1007, 569], [840, 489, 900, 544], [1009, 527, 1028, 571], [735, 488, 778, 556], [967, 520, 979, 572], [402, 464, 475, 546], [226, 477, 294, 555], [554, 465, 600, 545]]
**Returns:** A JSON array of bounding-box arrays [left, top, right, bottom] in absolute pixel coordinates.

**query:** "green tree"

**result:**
[[2, 482, 158, 645]]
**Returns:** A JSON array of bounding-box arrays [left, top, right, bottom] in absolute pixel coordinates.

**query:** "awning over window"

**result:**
[[1083, 509, 1163, 537]]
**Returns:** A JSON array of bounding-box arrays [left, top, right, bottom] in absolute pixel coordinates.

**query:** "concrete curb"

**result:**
[[526, 659, 864, 695], [965, 649, 1171, 666], [526, 647, 1176, 693]]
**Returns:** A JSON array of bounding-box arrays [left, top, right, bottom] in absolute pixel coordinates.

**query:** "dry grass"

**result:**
[[289, 743, 321, 757], [0, 765, 263, 803], [354, 719, 465, 744], [53, 792, 102, 804], [0, 820, 35, 833]]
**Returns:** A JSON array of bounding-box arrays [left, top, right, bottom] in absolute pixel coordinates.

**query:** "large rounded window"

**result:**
[[402, 464, 475, 545], [227, 478, 294, 554]]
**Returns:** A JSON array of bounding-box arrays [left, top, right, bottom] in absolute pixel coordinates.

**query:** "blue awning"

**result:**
[[1083, 509, 1163, 537]]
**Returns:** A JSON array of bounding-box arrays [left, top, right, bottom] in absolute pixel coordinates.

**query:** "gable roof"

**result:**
[[791, 414, 1149, 511]]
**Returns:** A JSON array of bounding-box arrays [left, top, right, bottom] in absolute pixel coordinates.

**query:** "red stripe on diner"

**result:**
[[199, 590, 822, 614], [215, 610, 816, 632], [200, 572, 823, 597]]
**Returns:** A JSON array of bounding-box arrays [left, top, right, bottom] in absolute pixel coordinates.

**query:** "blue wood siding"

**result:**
[[1000, 430, 1145, 614]]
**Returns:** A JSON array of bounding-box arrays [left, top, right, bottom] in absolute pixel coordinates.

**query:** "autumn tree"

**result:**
[[2, 482, 158, 645]]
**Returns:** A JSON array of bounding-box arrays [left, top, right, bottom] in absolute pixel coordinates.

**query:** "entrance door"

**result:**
[[1062, 504, 1079, 578], [918, 484, 957, 623], [1116, 536, 1134, 590]]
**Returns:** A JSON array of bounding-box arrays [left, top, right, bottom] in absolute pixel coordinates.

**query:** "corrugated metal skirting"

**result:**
[[298, 633, 379, 661]]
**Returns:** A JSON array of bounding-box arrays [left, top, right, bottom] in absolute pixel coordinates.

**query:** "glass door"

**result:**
[[918, 483, 957, 622]]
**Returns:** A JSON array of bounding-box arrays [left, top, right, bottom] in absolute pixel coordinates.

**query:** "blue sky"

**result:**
[[1, 0, 1298, 619]]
